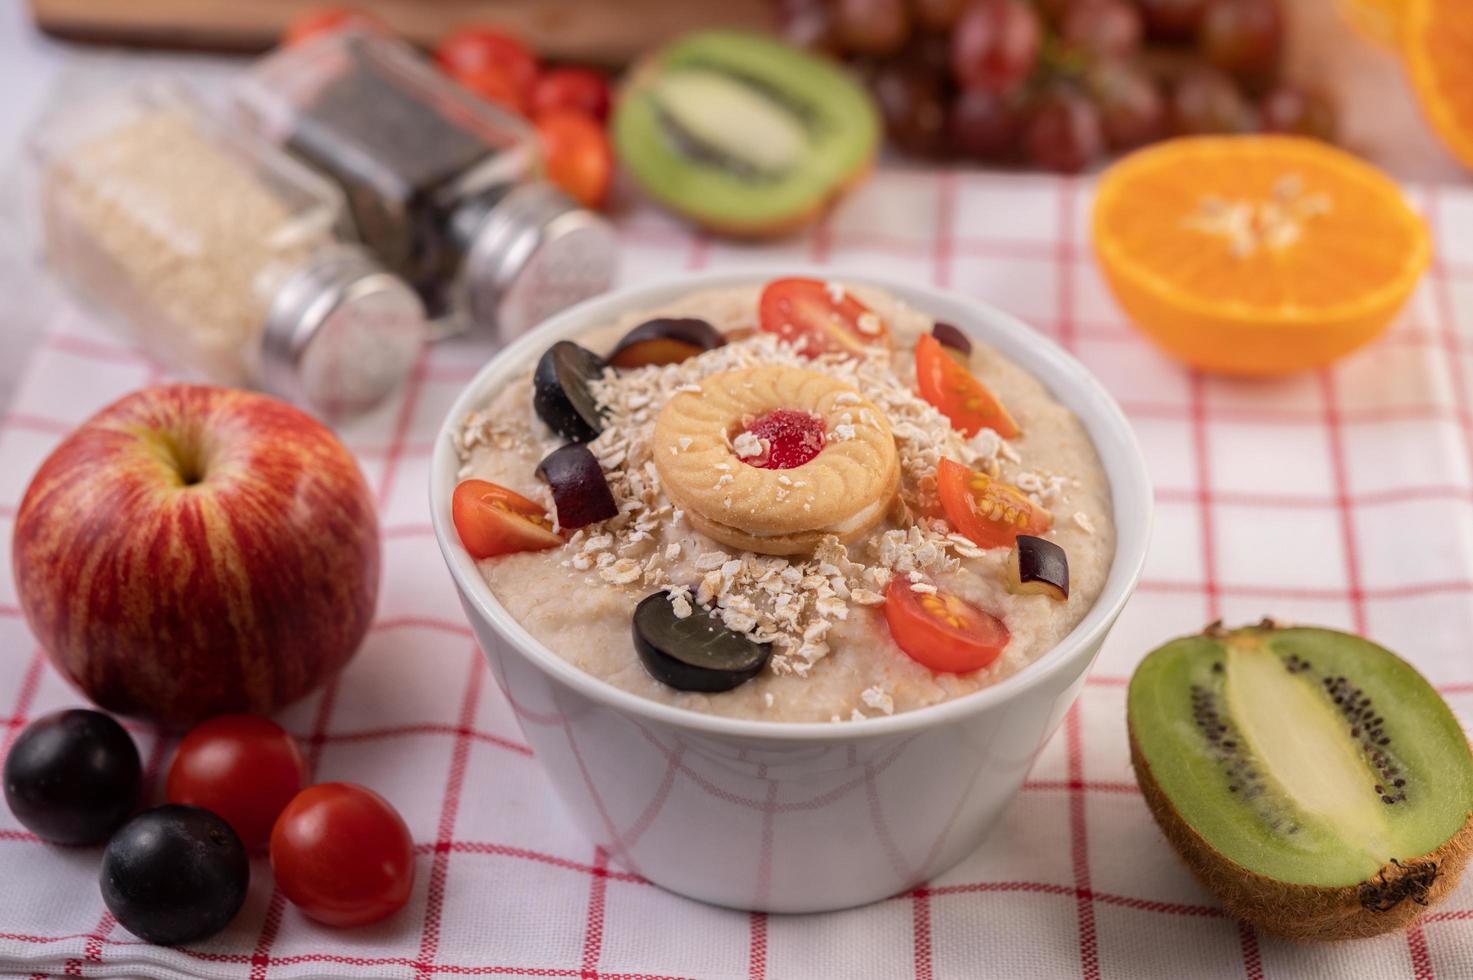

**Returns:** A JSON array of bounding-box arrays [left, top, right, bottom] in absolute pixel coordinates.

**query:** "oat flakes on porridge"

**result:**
[[451, 278, 1115, 722]]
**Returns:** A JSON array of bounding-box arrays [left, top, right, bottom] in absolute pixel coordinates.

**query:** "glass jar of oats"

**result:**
[[36, 83, 427, 418]]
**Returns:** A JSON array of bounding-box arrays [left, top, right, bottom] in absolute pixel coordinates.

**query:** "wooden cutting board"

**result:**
[[29, 0, 776, 65]]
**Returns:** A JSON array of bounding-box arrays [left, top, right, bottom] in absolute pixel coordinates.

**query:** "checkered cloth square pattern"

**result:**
[[1, 170, 1472, 979]]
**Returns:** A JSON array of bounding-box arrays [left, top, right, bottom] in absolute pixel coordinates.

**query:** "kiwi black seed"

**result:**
[[612, 30, 879, 237], [1128, 622, 1473, 942]]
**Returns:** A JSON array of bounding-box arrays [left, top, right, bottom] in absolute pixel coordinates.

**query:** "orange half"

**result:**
[[1092, 136, 1431, 375], [1404, 0, 1473, 172]]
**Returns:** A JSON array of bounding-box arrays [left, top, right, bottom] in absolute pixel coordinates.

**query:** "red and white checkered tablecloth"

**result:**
[[2, 168, 1473, 980]]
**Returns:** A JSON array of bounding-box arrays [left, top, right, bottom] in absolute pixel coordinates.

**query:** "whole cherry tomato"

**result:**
[[436, 27, 539, 102], [282, 6, 384, 46], [534, 110, 614, 210], [166, 714, 307, 850], [530, 67, 612, 122], [270, 783, 415, 928]]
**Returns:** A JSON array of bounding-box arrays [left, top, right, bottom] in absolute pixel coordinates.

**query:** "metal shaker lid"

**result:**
[[460, 183, 616, 343], [260, 244, 427, 418]]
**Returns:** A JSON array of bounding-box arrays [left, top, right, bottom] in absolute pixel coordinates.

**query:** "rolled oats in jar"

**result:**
[[36, 83, 427, 418]]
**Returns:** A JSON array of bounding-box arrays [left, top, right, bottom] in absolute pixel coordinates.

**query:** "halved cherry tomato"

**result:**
[[758, 278, 891, 357], [535, 110, 613, 209], [883, 578, 1010, 673], [435, 27, 539, 102], [166, 715, 307, 850], [936, 457, 1051, 549], [914, 333, 1019, 438], [453, 64, 527, 115], [282, 6, 385, 45], [452, 479, 562, 558], [530, 67, 612, 122], [270, 783, 414, 928]]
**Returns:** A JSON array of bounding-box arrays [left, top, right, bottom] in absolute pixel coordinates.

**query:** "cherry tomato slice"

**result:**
[[534, 110, 613, 209], [270, 783, 415, 928], [436, 27, 539, 101], [452, 479, 562, 558], [530, 67, 612, 122], [758, 278, 891, 357], [936, 457, 1051, 549], [914, 333, 1019, 438], [883, 578, 1010, 673], [166, 715, 307, 850], [282, 7, 384, 46], [453, 64, 526, 114]]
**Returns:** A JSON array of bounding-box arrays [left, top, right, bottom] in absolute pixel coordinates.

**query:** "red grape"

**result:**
[[1137, 0, 1209, 40], [1171, 66, 1257, 134], [948, 87, 1021, 160], [915, 0, 968, 30], [1088, 59, 1167, 151], [873, 62, 951, 159], [1060, 0, 1145, 58], [1260, 87, 1337, 141], [834, 0, 912, 54], [951, 0, 1042, 94], [1024, 87, 1106, 173], [1199, 0, 1282, 83], [777, 0, 840, 51]]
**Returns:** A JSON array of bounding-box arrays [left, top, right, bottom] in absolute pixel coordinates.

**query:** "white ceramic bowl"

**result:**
[[430, 269, 1152, 913]]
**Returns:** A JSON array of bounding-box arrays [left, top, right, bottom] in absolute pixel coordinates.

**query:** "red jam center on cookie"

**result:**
[[742, 410, 826, 469]]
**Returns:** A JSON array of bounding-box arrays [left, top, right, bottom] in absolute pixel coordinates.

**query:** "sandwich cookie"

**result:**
[[654, 366, 900, 556]]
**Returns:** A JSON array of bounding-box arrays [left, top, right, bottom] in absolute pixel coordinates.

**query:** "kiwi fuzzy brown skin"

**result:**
[[1129, 621, 1473, 942], [1130, 723, 1473, 941]]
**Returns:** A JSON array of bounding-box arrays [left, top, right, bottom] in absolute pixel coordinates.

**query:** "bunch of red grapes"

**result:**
[[779, 0, 1335, 172]]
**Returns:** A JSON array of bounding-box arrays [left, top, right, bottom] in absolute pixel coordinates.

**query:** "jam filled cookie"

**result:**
[[654, 366, 900, 555]]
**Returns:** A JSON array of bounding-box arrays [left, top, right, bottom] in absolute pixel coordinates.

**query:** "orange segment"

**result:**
[[1092, 136, 1430, 375], [1403, 0, 1473, 172]]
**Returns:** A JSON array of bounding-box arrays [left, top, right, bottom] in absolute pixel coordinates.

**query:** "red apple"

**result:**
[[12, 385, 380, 725]]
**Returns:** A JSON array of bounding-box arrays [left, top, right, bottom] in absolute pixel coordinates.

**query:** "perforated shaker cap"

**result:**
[[460, 183, 617, 343], [260, 244, 428, 419]]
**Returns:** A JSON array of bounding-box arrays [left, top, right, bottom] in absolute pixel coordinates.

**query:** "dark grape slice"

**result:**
[[533, 341, 606, 442], [632, 592, 773, 692], [536, 443, 618, 529], [931, 322, 973, 357], [608, 318, 727, 369], [1009, 534, 1070, 601], [101, 805, 249, 946]]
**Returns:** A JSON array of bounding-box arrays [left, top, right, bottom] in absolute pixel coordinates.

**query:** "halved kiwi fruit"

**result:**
[[1128, 622, 1473, 941], [612, 30, 879, 237]]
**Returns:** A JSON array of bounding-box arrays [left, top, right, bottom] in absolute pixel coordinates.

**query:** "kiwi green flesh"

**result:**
[[613, 30, 878, 229], [1128, 626, 1473, 889]]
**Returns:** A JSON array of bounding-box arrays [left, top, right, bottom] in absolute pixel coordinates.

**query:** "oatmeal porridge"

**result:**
[[451, 279, 1115, 722]]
